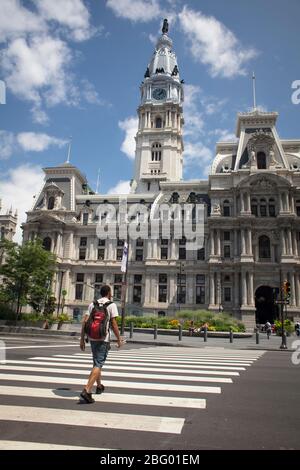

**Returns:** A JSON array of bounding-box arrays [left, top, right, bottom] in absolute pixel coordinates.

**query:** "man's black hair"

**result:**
[[100, 285, 111, 298]]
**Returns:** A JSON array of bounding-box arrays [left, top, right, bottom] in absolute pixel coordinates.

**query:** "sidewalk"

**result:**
[[0, 325, 297, 351]]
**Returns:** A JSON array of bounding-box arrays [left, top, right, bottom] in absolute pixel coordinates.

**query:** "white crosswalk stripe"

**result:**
[[0, 345, 265, 450]]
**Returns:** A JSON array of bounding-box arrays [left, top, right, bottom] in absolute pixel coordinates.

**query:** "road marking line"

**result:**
[[0, 385, 206, 409], [0, 441, 112, 450], [0, 373, 221, 393], [56, 356, 253, 366], [30, 357, 246, 371], [6, 360, 240, 376], [0, 405, 184, 434], [0, 344, 79, 350], [0, 365, 232, 383]]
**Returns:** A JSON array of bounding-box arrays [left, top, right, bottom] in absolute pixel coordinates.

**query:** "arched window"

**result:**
[[171, 192, 179, 203], [0, 226, 5, 240], [268, 198, 276, 217], [223, 200, 230, 217], [257, 151, 267, 169], [259, 235, 271, 259], [251, 198, 258, 216], [47, 196, 55, 210], [43, 237, 52, 251], [151, 142, 162, 161], [260, 198, 267, 217], [155, 117, 162, 128]]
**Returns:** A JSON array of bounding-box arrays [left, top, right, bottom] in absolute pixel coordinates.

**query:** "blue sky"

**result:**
[[0, 0, 299, 241]]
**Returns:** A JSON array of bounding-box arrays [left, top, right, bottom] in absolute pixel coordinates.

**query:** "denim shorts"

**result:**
[[90, 341, 110, 368]]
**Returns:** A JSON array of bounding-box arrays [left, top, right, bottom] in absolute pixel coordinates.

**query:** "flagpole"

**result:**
[[120, 237, 129, 335]]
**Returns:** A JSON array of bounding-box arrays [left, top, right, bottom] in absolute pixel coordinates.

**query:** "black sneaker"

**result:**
[[80, 389, 95, 404], [95, 384, 105, 395]]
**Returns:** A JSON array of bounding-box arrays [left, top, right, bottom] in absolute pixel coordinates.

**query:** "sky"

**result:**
[[0, 0, 300, 242]]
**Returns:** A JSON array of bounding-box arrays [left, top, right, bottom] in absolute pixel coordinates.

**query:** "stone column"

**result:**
[[241, 229, 246, 255], [209, 272, 215, 305], [241, 193, 245, 212], [242, 272, 247, 306], [217, 229, 221, 257], [292, 231, 298, 257], [246, 192, 251, 212], [288, 229, 293, 255], [169, 272, 176, 305], [285, 192, 289, 212], [249, 272, 254, 306], [146, 239, 152, 259], [145, 274, 151, 304], [281, 229, 286, 256], [234, 271, 239, 307], [210, 230, 215, 256], [248, 229, 253, 256]]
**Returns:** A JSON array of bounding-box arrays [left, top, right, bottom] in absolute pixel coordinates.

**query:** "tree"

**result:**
[[0, 239, 56, 318]]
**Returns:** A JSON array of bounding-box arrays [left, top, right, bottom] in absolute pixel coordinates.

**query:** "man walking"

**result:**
[[80, 284, 123, 404]]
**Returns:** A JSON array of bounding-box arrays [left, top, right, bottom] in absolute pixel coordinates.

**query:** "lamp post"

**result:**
[[279, 269, 288, 350], [177, 261, 185, 312], [56, 270, 66, 317]]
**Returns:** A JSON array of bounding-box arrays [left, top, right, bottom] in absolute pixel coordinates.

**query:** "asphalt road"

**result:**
[[0, 335, 299, 450]]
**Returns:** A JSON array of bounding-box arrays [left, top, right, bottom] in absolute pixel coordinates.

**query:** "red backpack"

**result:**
[[85, 300, 112, 340]]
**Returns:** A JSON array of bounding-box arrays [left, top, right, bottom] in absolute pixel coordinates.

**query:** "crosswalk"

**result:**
[[0, 346, 265, 450]]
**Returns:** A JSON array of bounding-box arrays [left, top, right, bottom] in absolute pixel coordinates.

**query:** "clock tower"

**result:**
[[132, 19, 184, 194]]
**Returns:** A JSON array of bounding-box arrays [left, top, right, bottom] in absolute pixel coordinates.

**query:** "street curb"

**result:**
[[0, 331, 295, 351]]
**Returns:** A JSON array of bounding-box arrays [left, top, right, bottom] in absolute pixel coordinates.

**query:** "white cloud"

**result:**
[[1, 35, 75, 110], [0, 0, 104, 122], [108, 180, 131, 194], [17, 132, 68, 152], [179, 6, 257, 78], [0, 0, 44, 42], [0, 131, 16, 160], [0, 164, 44, 243], [81, 79, 108, 106], [0, 130, 67, 158], [107, 0, 161, 22], [36, 0, 97, 42], [118, 117, 138, 160], [183, 141, 213, 177]]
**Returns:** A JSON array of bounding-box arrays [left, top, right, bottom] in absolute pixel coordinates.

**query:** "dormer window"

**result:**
[[151, 142, 162, 161], [47, 196, 55, 210], [257, 151, 267, 169]]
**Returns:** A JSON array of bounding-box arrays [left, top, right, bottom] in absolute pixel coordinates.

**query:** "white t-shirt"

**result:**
[[86, 297, 119, 342]]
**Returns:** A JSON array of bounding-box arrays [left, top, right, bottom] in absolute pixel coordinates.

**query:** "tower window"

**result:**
[[259, 235, 271, 259], [42, 237, 52, 252], [151, 142, 162, 161], [257, 152, 267, 169], [155, 117, 162, 128]]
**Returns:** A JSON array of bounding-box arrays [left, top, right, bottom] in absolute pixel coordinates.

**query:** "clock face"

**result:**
[[152, 88, 167, 100]]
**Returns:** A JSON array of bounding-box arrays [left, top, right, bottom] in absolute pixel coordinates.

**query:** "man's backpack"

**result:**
[[85, 301, 112, 340]]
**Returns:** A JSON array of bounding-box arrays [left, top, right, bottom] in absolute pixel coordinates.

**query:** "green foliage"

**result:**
[[0, 238, 56, 316], [0, 303, 16, 320], [117, 310, 245, 332], [57, 313, 71, 323], [274, 319, 294, 335], [44, 295, 57, 317]]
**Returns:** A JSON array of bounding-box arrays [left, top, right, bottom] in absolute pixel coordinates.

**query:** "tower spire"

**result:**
[[252, 72, 257, 110], [162, 18, 169, 35]]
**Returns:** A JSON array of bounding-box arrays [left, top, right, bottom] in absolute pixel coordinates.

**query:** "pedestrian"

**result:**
[[265, 320, 272, 339], [79, 284, 124, 404], [295, 321, 300, 337]]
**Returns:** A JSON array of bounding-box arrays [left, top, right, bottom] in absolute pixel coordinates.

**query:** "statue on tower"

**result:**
[[162, 18, 169, 34]]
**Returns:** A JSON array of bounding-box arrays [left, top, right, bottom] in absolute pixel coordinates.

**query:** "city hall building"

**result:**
[[22, 22, 300, 331]]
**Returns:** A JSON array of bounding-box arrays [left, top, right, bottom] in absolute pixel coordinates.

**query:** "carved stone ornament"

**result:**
[[212, 203, 221, 215], [250, 176, 276, 192]]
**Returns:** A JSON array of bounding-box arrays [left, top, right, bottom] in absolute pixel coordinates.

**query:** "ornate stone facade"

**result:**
[[22, 23, 300, 331]]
